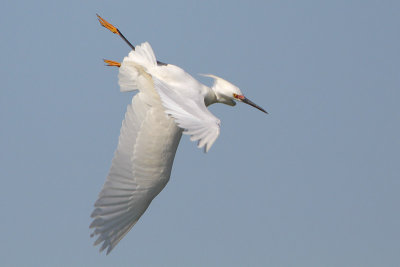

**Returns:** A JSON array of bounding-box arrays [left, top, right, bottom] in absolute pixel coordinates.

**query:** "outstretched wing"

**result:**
[[153, 77, 220, 152], [90, 93, 182, 254]]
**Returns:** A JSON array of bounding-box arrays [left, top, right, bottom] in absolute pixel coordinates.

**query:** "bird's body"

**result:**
[[91, 15, 267, 254]]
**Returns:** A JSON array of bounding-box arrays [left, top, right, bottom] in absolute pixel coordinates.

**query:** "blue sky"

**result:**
[[1, 1, 399, 266]]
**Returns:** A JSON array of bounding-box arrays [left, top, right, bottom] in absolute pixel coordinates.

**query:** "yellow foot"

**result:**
[[97, 14, 119, 35], [103, 59, 121, 67]]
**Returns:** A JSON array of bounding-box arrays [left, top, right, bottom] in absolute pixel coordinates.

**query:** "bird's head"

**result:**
[[202, 74, 268, 114]]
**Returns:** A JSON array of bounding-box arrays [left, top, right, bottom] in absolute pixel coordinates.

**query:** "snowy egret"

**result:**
[[90, 15, 268, 254]]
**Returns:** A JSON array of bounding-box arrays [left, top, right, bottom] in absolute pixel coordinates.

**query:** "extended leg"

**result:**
[[97, 14, 167, 66], [97, 14, 135, 51], [103, 59, 121, 67]]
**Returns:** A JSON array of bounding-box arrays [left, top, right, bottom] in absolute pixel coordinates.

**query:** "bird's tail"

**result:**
[[118, 42, 158, 92]]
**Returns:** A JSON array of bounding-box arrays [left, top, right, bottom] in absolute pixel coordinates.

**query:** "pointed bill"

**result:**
[[242, 97, 268, 114]]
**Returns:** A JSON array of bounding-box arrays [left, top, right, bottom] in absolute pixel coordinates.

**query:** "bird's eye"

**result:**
[[233, 93, 244, 100]]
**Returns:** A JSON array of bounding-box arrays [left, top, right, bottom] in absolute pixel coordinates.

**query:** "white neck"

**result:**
[[203, 85, 218, 106]]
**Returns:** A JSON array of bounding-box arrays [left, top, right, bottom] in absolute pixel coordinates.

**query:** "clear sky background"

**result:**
[[1, 1, 399, 266]]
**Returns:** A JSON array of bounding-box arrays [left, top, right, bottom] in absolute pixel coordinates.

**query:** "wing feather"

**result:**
[[90, 93, 182, 254], [153, 77, 220, 152]]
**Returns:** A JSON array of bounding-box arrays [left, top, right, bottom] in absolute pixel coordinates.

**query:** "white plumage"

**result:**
[[91, 16, 267, 254]]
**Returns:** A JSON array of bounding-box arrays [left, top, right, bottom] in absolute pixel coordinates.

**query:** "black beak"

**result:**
[[242, 97, 268, 114]]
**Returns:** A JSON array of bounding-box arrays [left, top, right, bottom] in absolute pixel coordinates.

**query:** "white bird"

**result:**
[[90, 15, 268, 254]]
